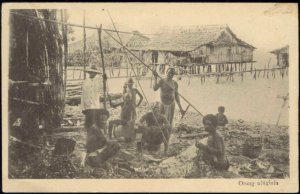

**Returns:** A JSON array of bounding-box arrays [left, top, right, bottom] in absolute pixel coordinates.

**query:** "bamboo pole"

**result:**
[[26, 30, 29, 68], [62, 10, 68, 102], [83, 10, 86, 79], [10, 11, 157, 36], [276, 93, 288, 127], [97, 25, 107, 109]]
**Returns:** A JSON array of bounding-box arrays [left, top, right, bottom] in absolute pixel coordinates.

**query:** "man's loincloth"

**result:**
[[160, 101, 175, 126]]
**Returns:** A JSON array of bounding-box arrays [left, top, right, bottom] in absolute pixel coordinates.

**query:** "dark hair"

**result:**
[[218, 106, 225, 113], [166, 67, 176, 74], [202, 114, 218, 127], [127, 77, 134, 83]]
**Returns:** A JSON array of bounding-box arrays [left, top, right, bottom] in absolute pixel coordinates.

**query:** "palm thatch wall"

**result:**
[[9, 9, 65, 139]]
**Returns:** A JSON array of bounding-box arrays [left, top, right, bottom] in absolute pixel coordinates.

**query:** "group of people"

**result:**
[[81, 64, 229, 171]]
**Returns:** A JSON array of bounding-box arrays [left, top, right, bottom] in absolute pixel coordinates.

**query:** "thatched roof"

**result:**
[[270, 45, 289, 55], [69, 30, 149, 53], [129, 25, 255, 52]]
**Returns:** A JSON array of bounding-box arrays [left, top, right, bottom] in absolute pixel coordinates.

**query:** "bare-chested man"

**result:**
[[153, 67, 184, 126], [136, 102, 171, 154]]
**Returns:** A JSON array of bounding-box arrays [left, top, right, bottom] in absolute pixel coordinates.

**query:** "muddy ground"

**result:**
[[9, 103, 289, 179]]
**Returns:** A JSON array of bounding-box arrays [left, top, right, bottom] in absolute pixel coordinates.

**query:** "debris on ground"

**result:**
[[9, 104, 290, 179]]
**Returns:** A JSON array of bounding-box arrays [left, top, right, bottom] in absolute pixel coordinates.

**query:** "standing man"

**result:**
[[81, 64, 109, 134], [153, 67, 184, 127]]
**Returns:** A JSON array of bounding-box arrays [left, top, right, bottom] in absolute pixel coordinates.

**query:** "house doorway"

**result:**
[[152, 51, 158, 64]]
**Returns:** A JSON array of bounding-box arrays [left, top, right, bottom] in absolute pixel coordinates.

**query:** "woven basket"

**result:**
[[242, 137, 262, 159]]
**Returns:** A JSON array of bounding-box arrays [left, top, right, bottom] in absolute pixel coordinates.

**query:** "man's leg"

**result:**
[[170, 102, 176, 127], [96, 109, 108, 135], [87, 141, 121, 167]]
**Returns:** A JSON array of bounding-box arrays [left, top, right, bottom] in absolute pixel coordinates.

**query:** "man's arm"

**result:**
[[224, 115, 228, 125], [153, 71, 161, 91], [206, 136, 224, 156], [110, 101, 124, 109], [138, 113, 148, 126], [135, 89, 144, 107]]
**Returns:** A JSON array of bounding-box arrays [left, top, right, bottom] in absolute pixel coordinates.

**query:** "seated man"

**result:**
[[136, 102, 171, 155], [195, 114, 229, 171], [216, 106, 228, 127], [108, 93, 136, 142], [86, 124, 120, 168]]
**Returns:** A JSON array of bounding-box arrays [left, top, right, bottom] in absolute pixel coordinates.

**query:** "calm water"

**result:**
[[68, 67, 289, 125]]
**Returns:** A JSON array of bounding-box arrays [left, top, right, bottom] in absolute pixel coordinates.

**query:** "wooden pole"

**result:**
[[276, 94, 288, 127], [83, 10, 86, 79], [62, 10, 68, 100], [98, 25, 107, 109], [26, 30, 29, 68]]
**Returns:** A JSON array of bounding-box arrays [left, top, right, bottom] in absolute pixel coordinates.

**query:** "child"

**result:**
[[196, 114, 229, 171], [126, 78, 143, 121], [216, 106, 228, 127]]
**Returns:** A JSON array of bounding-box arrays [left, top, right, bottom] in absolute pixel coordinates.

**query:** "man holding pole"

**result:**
[[81, 65, 108, 143], [153, 67, 185, 127], [81, 64, 120, 167], [81, 64, 109, 132]]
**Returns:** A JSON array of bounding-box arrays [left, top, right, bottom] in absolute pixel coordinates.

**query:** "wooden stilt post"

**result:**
[[267, 59, 270, 78]]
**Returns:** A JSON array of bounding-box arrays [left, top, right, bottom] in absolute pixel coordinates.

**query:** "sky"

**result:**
[[67, 3, 297, 66]]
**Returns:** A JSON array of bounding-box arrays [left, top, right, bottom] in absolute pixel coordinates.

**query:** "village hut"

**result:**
[[130, 25, 256, 74], [68, 30, 150, 68], [270, 45, 289, 67], [9, 10, 66, 139]]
